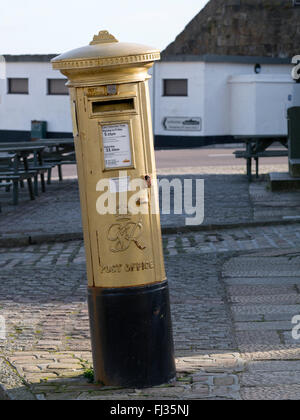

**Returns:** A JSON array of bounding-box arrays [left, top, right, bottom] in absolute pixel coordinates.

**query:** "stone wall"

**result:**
[[162, 0, 300, 58]]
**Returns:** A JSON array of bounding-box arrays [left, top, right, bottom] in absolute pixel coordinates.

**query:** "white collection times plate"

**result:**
[[102, 123, 132, 169]]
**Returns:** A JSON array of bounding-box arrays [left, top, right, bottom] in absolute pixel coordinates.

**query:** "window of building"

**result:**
[[163, 79, 188, 97], [48, 79, 69, 95], [8, 78, 29, 94]]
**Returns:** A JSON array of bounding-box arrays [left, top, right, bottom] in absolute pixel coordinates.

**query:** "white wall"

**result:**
[[228, 75, 256, 135], [203, 62, 258, 136], [153, 62, 205, 137], [256, 75, 294, 135], [152, 61, 294, 137], [0, 61, 72, 133], [201, 62, 294, 136], [0, 59, 296, 139], [229, 74, 295, 135]]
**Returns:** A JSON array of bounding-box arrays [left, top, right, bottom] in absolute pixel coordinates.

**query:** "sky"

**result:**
[[0, 0, 210, 55]]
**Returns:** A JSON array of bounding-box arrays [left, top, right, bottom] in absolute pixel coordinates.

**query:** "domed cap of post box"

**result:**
[[51, 30, 160, 71]]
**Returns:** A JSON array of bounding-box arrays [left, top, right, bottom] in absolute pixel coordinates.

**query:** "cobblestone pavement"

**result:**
[[1, 168, 300, 244], [1, 163, 300, 400], [1, 226, 300, 399], [1, 224, 300, 267], [223, 251, 300, 400], [157, 163, 289, 175]]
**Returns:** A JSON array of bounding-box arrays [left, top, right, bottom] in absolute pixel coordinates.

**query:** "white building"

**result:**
[[150, 56, 298, 147], [0, 54, 297, 147], [151, 0, 300, 147], [1, 0, 300, 147], [0, 55, 73, 141]]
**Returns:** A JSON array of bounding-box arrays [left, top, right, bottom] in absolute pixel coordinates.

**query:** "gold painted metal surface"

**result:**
[[52, 31, 164, 289], [52, 30, 160, 73], [90, 30, 118, 45]]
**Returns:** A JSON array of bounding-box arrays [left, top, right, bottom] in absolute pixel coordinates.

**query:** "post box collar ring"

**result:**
[[52, 30, 160, 71]]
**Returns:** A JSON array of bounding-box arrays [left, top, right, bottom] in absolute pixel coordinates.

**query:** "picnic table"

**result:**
[[0, 155, 13, 211], [234, 135, 288, 181], [0, 139, 76, 183], [0, 153, 15, 205], [0, 139, 76, 206], [36, 139, 75, 182], [0, 152, 15, 162], [0, 145, 46, 204], [0, 138, 74, 148]]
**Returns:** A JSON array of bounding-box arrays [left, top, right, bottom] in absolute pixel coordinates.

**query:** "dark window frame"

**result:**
[[47, 78, 69, 96], [163, 79, 188, 97], [7, 78, 29, 95]]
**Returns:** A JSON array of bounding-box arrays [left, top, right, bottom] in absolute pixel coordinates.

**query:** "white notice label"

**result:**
[[102, 123, 132, 169], [109, 176, 130, 193]]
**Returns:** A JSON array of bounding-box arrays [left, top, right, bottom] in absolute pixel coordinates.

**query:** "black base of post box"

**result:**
[[88, 281, 176, 388]]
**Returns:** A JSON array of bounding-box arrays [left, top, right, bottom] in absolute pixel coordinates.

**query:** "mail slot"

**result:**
[[52, 30, 176, 388], [92, 98, 135, 114]]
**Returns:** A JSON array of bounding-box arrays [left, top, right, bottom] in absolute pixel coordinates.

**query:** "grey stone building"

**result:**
[[162, 0, 300, 59], [150, 0, 299, 147]]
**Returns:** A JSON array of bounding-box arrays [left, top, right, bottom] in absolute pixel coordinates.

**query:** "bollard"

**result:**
[[52, 31, 176, 388]]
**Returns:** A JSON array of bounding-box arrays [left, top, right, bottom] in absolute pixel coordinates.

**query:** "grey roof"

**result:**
[[161, 54, 292, 64], [3, 55, 58, 63]]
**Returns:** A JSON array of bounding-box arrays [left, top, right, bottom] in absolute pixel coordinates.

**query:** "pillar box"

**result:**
[[52, 31, 176, 387]]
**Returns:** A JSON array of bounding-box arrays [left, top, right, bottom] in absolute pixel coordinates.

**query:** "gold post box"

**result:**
[[52, 31, 175, 387]]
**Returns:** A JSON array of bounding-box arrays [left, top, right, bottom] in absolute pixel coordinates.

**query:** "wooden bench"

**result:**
[[0, 150, 40, 204], [27, 156, 55, 194], [43, 151, 76, 182], [0, 172, 36, 205]]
